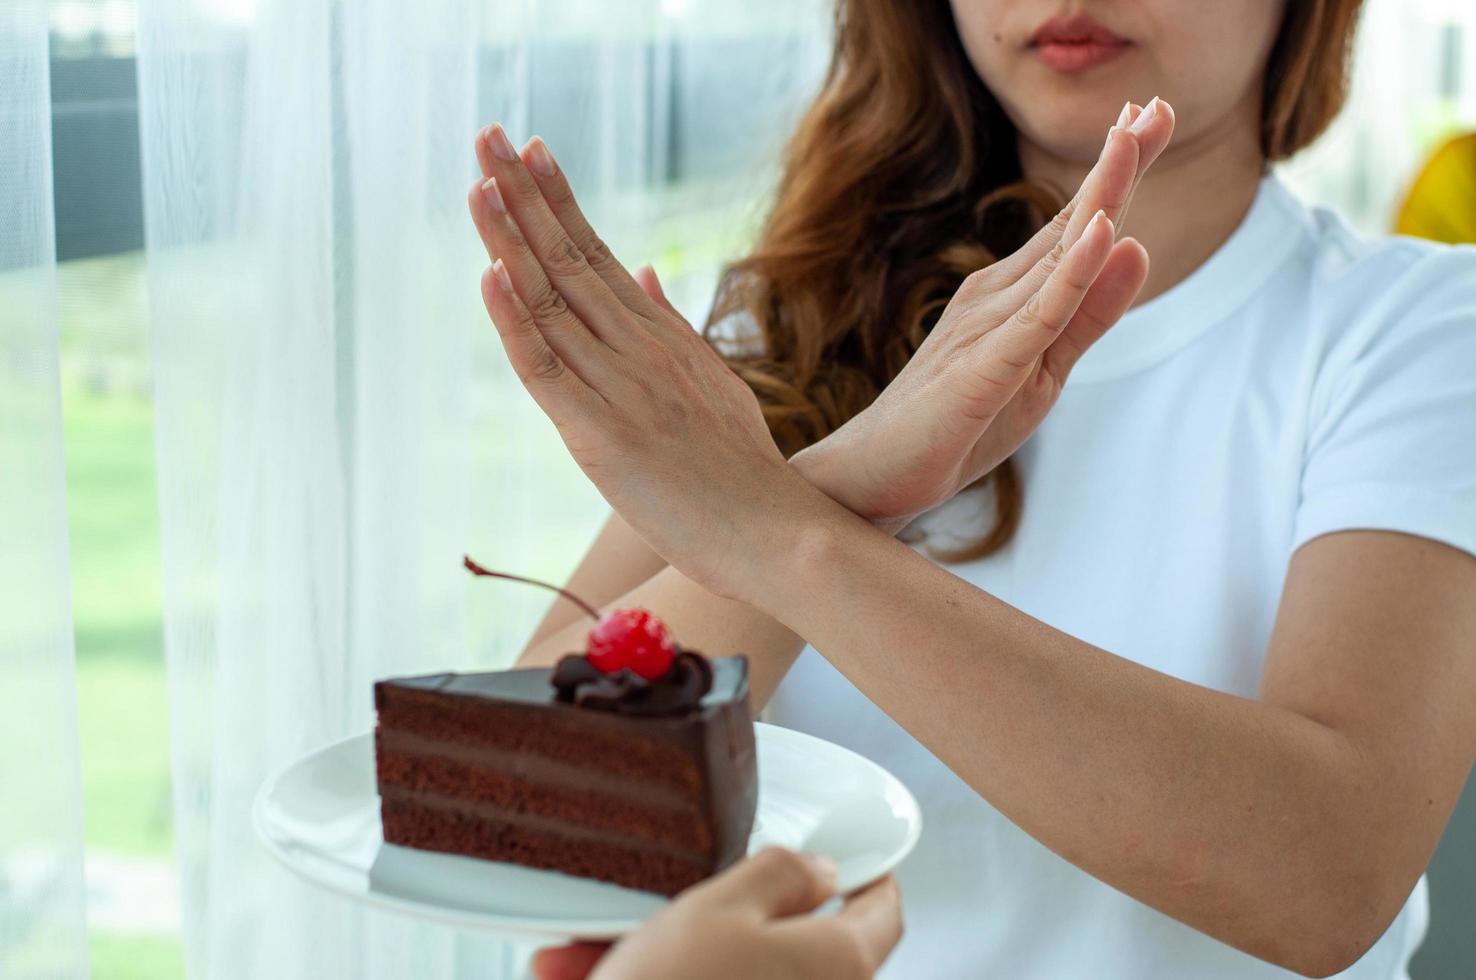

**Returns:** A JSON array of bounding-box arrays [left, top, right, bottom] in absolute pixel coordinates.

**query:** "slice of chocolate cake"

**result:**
[[373, 651, 757, 897]]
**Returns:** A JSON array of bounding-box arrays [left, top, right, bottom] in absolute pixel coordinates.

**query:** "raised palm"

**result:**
[[786, 100, 1175, 528]]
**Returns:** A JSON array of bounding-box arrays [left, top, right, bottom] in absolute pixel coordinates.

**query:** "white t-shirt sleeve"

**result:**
[[1293, 246, 1476, 558]]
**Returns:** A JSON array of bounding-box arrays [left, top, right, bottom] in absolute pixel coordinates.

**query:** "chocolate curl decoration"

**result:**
[[552, 650, 715, 717]]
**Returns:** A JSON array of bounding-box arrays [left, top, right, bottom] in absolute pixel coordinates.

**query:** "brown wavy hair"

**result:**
[[705, 0, 1365, 561]]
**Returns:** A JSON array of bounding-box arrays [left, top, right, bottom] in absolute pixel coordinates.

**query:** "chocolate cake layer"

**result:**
[[380, 794, 713, 896], [373, 654, 756, 896]]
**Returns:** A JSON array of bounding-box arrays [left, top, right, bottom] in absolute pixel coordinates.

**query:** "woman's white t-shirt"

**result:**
[[764, 174, 1476, 979]]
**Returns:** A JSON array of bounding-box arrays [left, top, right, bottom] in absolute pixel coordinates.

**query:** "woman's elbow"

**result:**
[[1263, 880, 1405, 978], [1281, 939, 1373, 979]]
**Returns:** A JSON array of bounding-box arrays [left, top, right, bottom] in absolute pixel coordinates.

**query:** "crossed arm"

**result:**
[[525, 517, 1476, 977], [472, 128, 1476, 977]]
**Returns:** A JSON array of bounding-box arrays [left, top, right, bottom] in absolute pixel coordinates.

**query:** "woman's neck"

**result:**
[[1017, 95, 1267, 305]]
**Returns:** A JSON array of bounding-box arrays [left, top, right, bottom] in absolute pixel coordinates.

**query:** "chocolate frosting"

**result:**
[[551, 649, 715, 717]]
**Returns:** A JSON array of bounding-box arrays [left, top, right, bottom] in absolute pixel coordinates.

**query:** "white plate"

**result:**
[[253, 722, 921, 941]]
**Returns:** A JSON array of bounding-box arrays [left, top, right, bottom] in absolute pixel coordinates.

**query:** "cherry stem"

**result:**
[[463, 555, 602, 623]]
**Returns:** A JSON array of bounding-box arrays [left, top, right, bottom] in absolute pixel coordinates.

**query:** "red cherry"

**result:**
[[586, 609, 676, 680]]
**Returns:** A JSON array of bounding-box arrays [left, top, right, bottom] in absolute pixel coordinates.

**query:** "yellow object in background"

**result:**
[[1395, 133, 1476, 244]]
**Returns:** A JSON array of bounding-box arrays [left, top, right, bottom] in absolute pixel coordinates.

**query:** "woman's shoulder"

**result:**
[[1288, 212, 1476, 436], [1248, 184, 1476, 437], [1266, 185, 1476, 369], [1290, 189, 1476, 314]]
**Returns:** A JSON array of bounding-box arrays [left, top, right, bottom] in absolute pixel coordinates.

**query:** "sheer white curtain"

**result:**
[[134, 0, 829, 978], [137, 0, 493, 974], [0, 2, 90, 978]]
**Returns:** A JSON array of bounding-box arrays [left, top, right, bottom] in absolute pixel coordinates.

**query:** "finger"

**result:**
[[1107, 98, 1173, 238], [1084, 98, 1172, 241], [686, 847, 837, 919], [468, 176, 615, 373], [1001, 124, 1133, 306], [1089, 98, 1172, 228], [837, 875, 905, 971], [520, 135, 667, 318], [1114, 97, 1175, 230], [994, 97, 1173, 281], [1127, 97, 1175, 181], [479, 124, 641, 347], [634, 264, 680, 317], [982, 210, 1116, 388], [480, 259, 604, 404], [1044, 236, 1149, 380], [1055, 124, 1141, 249], [530, 943, 611, 980], [1043, 127, 1138, 262], [990, 126, 1137, 283], [474, 124, 496, 179]]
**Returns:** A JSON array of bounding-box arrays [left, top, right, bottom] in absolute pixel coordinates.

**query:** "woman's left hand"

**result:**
[[468, 124, 833, 599]]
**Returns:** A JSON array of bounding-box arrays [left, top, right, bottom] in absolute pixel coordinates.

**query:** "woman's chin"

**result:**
[[1013, 115, 1129, 167], [999, 73, 1157, 163]]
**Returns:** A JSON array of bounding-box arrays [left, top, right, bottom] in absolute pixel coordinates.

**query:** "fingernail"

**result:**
[[804, 852, 838, 887], [525, 137, 557, 178], [1090, 208, 1107, 230], [482, 177, 506, 212], [487, 123, 518, 162], [1129, 97, 1159, 137], [492, 258, 514, 293], [1115, 101, 1132, 127]]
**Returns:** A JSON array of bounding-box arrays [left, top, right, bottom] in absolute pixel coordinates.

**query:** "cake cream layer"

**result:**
[[376, 730, 694, 807], [377, 785, 714, 862]]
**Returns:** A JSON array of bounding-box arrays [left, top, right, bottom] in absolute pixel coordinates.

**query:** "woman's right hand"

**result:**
[[532, 848, 903, 980], [781, 100, 1176, 530]]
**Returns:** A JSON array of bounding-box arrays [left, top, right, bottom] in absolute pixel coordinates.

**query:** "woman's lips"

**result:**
[[1028, 14, 1132, 73]]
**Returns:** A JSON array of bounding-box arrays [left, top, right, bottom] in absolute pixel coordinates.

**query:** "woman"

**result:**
[[469, 0, 1476, 976]]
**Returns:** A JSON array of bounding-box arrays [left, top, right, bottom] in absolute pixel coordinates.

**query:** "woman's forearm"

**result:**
[[746, 505, 1408, 975], [518, 458, 864, 687]]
